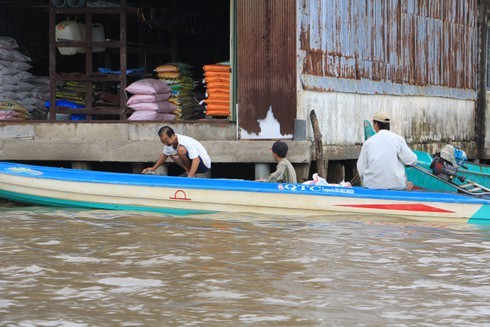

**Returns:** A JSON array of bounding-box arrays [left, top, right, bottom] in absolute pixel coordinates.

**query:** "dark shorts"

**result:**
[[185, 152, 209, 173]]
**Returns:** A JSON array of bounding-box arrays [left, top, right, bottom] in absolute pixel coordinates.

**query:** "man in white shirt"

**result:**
[[357, 112, 417, 190], [142, 125, 211, 178]]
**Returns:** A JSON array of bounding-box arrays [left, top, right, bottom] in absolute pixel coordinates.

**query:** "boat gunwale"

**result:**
[[2, 162, 490, 206]]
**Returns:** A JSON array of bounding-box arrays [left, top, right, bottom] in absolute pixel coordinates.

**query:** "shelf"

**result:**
[[55, 40, 121, 48], [53, 73, 123, 82], [49, 0, 128, 121], [53, 7, 136, 15], [51, 107, 125, 115]]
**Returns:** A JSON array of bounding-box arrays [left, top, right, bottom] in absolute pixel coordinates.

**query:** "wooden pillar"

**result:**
[[476, 0, 488, 159], [294, 163, 310, 183], [310, 110, 326, 178]]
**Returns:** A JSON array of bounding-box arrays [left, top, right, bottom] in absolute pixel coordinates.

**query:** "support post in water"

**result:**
[[309, 110, 326, 178]]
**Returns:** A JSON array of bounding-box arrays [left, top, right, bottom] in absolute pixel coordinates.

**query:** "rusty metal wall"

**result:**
[[237, 0, 296, 137], [299, 0, 478, 99]]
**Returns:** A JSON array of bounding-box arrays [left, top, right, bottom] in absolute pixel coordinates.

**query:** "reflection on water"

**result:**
[[1, 205, 490, 326]]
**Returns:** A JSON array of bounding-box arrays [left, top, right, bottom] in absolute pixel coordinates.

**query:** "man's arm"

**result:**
[[187, 157, 201, 177], [357, 146, 367, 179], [142, 153, 167, 173], [398, 141, 418, 166]]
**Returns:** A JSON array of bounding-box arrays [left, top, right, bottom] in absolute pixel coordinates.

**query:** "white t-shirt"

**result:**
[[163, 134, 211, 168], [357, 129, 417, 190]]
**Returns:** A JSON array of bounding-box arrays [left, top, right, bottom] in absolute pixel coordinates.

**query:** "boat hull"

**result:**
[[407, 150, 490, 192], [1, 162, 490, 224]]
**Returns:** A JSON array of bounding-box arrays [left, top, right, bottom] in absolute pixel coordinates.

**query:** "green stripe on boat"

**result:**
[[0, 190, 214, 216]]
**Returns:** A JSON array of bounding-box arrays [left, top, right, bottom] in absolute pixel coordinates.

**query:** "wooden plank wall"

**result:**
[[237, 0, 297, 137]]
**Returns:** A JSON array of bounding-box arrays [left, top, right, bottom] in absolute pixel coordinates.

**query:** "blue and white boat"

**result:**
[[1, 162, 490, 224]]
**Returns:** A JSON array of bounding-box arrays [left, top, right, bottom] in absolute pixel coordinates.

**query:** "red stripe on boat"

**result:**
[[336, 204, 453, 213]]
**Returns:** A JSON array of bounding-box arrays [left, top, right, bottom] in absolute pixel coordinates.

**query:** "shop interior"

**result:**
[[0, 0, 232, 122]]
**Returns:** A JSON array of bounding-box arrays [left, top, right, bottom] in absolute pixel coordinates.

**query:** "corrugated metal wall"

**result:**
[[299, 0, 478, 99], [237, 0, 296, 137]]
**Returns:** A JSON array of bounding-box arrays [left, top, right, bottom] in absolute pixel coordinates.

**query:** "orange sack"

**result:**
[[206, 87, 230, 94], [204, 71, 231, 78], [203, 64, 231, 73], [204, 99, 230, 106], [206, 82, 230, 89], [206, 109, 230, 117], [206, 94, 230, 101], [206, 103, 230, 111], [204, 76, 231, 84]]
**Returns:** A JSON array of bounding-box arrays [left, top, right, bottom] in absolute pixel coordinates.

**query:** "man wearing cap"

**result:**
[[357, 112, 417, 190], [258, 141, 297, 184]]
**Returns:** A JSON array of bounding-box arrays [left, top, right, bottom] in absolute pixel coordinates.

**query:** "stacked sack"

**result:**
[[0, 101, 29, 120], [0, 36, 45, 119], [125, 78, 176, 121], [203, 63, 231, 117], [56, 81, 92, 106], [155, 62, 202, 120]]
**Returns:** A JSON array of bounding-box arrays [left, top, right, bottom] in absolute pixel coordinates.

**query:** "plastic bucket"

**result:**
[[92, 23, 106, 52], [55, 21, 86, 55]]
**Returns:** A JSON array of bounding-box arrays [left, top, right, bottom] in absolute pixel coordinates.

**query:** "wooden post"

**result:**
[[309, 110, 326, 178]]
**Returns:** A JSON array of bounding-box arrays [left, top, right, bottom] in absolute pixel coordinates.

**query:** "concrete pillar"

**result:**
[[351, 165, 361, 186], [195, 169, 211, 178], [255, 163, 271, 180], [327, 163, 345, 183], [153, 165, 168, 175], [294, 119, 307, 140], [294, 163, 311, 183], [132, 163, 144, 174], [138, 164, 168, 175], [72, 161, 92, 170]]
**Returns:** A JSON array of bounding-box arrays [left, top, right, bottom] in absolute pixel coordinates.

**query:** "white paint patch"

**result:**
[[240, 107, 293, 139]]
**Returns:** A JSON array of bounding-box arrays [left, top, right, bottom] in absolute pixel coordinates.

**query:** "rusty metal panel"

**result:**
[[237, 0, 296, 137], [299, 0, 478, 99]]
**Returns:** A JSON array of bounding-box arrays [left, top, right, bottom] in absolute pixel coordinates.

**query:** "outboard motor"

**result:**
[[430, 145, 467, 182]]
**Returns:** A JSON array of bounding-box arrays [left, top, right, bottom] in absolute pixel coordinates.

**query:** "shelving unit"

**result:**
[[48, 0, 129, 121]]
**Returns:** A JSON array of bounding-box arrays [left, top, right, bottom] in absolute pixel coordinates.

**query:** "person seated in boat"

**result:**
[[142, 125, 211, 178], [257, 141, 297, 184], [357, 112, 417, 190]]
